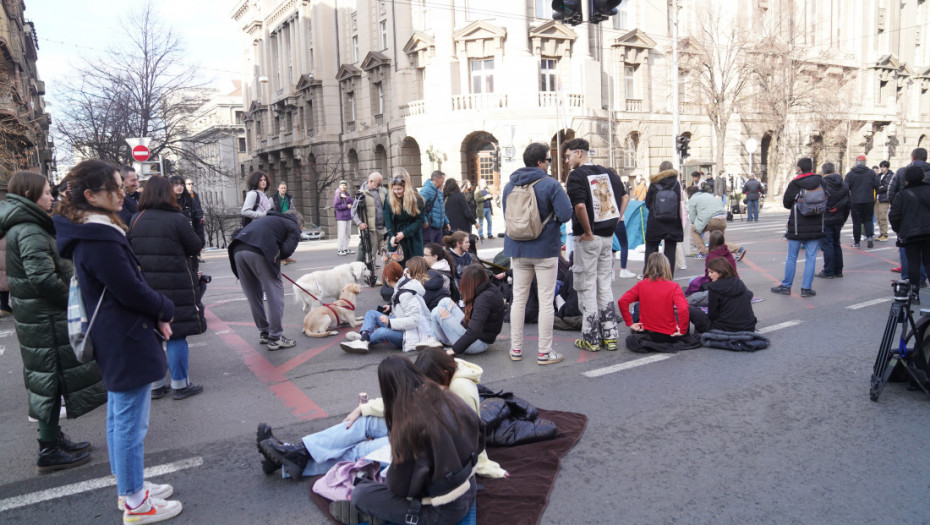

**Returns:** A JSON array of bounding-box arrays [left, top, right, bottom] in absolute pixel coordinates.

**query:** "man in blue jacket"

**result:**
[[228, 210, 302, 350], [503, 143, 573, 365], [419, 170, 449, 244]]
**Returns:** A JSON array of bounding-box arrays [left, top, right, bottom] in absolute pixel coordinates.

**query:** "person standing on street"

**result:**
[[644, 161, 684, 277], [227, 210, 302, 351], [241, 171, 273, 227], [419, 170, 450, 245], [714, 170, 728, 205], [442, 178, 478, 234], [889, 148, 930, 276], [742, 173, 763, 222], [475, 178, 494, 239], [384, 170, 425, 267], [117, 166, 140, 225], [55, 160, 183, 523], [1, 170, 105, 474], [274, 182, 298, 263], [563, 138, 628, 353], [333, 180, 354, 256], [844, 154, 879, 248], [889, 165, 930, 296], [353, 172, 388, 278], [771, 157, 825, 298], [631, 176, 648, 201], [875, 160, 893, 241], [503, 142, 572, 365], [817, 163, 850, 279]]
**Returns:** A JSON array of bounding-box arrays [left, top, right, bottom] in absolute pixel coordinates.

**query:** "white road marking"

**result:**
[[0, 457, 203, 512], [214, 330, 230, 335], [847, 298, 891, 310], [188, 342, 207, 348], [0, 329, 15, 337], [582, 354, 674, 378], [757, 320, 802, 334], [864, 247, 894, 252]]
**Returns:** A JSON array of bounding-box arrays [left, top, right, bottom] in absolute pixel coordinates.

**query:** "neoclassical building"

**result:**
[[231, 0, 930, 229]]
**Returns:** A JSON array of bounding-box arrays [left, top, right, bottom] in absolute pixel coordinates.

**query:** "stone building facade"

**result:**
[[231, 0, 930, 230]]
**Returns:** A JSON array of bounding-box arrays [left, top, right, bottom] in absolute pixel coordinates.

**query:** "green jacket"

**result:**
[[0, 194, 105, 422], [384, 195, 425, 266]]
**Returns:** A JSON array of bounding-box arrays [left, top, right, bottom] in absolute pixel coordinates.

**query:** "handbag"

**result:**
[[311, 460, 384, 501], [67, 276, 106, 364]]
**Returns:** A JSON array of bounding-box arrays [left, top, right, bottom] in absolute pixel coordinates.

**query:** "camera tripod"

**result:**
[[870, 281, 930, 402]]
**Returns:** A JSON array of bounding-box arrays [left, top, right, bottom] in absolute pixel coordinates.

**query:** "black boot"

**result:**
[[256, 423, 280, 475], [258, 438, 312, 480], [37, 440, 90, 474], [58, 431, 91, 453]]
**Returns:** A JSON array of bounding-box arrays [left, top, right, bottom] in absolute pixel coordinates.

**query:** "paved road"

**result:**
[[2, 208, 929, 524]]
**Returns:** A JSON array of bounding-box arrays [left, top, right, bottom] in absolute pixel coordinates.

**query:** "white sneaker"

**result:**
[[122, 493, 182, 524], [415, 337, 444, 352], [678, 265, 687, 270], [618, 269, 636, 279], [345, 331, 361, 341], [118, 481, 174, 510], [340, 339, 370, 354]]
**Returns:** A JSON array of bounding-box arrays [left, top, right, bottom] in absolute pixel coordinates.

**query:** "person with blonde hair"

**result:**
[[383, 168, 424, 266]]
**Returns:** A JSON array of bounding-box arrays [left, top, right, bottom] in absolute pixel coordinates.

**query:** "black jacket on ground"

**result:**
[[889, 160, 930, 205], [707, 277, 757, 332], [128, 207, 206, 339], [822, 173, 851, 227], [783, 173, 826, 241], [844, 165, 880, 204], [644, 169, 684, 243], [453, 281, 505, 354], [227, 211, 301, 278], [445, 191, 476, 233], [889, 181, 930, 245]]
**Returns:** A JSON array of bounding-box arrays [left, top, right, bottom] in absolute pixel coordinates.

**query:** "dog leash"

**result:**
[[282, 273, 357, 314]]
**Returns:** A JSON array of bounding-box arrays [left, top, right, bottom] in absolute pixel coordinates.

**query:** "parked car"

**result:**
[[300, 223, 325, 241]]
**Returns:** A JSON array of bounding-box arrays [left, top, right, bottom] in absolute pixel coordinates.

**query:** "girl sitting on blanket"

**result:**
[[619, 253, 710, 345], [256, 349, 506, 483], [686, 230, 738, 306], [703, 257, 757, 332], [430, 264, 506, 355]]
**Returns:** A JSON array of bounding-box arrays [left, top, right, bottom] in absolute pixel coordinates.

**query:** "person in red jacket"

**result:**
[[619, 253, 709, 340]]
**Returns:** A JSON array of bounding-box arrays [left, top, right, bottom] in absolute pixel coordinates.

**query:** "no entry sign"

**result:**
[[132, 145, 150, 162]]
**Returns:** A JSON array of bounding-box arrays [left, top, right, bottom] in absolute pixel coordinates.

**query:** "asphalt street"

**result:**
[[2, 205, 930, 524]]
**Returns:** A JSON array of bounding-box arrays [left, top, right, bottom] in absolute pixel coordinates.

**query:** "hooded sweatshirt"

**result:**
[[705, 244, 738, 278], [706, 277, 756, 332], [821, 173, 851, 227], [844, 164, 879, 204], [360, 358, 507, 478], [783, 172, 826, 241], [389, 276, 433, 352], [502, 166, 573, 259], [423, 259, 454, 310]]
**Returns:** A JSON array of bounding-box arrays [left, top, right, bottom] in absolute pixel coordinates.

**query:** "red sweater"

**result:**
[[618, 279, 690, 335], [705, 244, 738, 278]]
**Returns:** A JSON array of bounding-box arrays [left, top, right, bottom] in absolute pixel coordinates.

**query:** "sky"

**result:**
[[26, 0, 243, 107]]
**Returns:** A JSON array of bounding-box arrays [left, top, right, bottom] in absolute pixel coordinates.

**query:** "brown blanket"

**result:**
[[309, 409, 588, 525]]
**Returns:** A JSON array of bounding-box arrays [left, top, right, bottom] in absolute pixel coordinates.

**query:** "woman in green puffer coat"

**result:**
[[0, 171, 105, 474]]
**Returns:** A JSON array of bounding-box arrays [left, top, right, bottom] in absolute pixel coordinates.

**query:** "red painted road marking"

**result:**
[[741, 257, 815, 309], [203, 308, 328, 421]]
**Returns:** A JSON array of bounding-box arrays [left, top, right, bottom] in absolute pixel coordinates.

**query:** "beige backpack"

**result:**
[[505, 179, 552, 241]]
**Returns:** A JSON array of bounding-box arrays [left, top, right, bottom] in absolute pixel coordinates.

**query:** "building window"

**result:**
[[238, 137, 246, 152], [380, 20, 388, 50], [352, 36, 359, 62], [613, 3, 629, 30], [534, 0, 551, 19], [235, 111, 244, 124], [623, 135, 637, 169], [373, 82, 384, 115], [345, 92, 356, 122], [470, 59, 495, 94], [624, 65, 636, 99], [540, 59, 557, 92]]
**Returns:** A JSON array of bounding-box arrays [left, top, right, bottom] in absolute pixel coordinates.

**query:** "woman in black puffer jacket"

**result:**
[[890, 165, 930, 292], [129, 176, 206, 400], [644, 161, 684, 276]]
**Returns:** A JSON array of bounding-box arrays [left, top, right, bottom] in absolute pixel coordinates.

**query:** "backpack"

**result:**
[[652, 185, 679, 220], [67, 277, 106, 364], [504, 179, 552, 241], [796, 185, 827, 216]]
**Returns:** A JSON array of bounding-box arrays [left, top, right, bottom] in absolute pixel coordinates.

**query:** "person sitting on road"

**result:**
[[422, 242, 458, 310], [686, 230, 739, 306], [444, 231, 473, 281], [340, 260, 440, 354], [430, 264, 506, 355], [699, 257, 757, 333], [256, 349, 505, 483]]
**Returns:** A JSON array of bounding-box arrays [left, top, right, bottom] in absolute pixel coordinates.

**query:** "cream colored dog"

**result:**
[[293, 261, 371, 311], [302, 283, 363, 337]]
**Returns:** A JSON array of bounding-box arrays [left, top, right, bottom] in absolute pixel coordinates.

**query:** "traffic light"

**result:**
[[590, 0, 623, 24], [552, 0, 583, 26], [676, 135, 691, 159]]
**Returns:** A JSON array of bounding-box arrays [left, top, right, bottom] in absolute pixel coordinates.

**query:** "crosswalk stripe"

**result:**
[[757, 320, 802, 334], [847, 298, 891, 310], [582, 354, 673, 378]]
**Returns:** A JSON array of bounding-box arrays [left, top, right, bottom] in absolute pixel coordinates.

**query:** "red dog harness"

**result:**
[[323, 299, 355, 318]]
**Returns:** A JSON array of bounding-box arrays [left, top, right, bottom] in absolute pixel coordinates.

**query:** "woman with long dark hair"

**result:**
[[240, 170, 273, 226], [443, 178, 477, 234], [383, 168, 424, 266], [129, 176, 206, 401], [0, 170, 105, 473], [429, 263, 505, 355], [329, 355, 483, 525], [55, 160, 183, 522]]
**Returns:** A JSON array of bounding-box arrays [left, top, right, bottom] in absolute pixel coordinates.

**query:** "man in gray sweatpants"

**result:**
[[228, 210, 302, 350]]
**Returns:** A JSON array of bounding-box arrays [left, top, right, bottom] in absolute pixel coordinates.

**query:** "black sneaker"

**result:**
[[770, 285, 791, 295], [151, 385, 171, 400], [867, 238, 874, 248], [172, 383, 204, 400], [258, 438, 311, 480], [267, 336, 296, 351], [800, 288, 816, 297], [259, 332, 270, 345], [815, 271, 834, 279]]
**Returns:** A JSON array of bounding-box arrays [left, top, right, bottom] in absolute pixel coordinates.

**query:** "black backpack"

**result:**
[[796, 185, 827, 216], [652, 185, 679, 220]]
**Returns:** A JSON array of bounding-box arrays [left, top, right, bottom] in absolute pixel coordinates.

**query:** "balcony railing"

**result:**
[[401, 100, 425, 117], [679, 102, 701, 115], [451, 93, 508, 111], [625, 99, 643, 112], [537, 92, 584, 108]]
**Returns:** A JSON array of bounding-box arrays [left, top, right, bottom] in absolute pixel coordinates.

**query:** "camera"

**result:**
[[892, 279, 911, 302], [200, 274, 212, 285]]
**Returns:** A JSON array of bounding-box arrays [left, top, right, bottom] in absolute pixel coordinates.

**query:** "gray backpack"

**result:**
[[505, 179, 552, 241]]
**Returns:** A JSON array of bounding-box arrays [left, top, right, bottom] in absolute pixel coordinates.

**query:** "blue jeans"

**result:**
[[152, 338, 190, 390], [361, 310, 404, 348], [299, 415, 389, 477], [746, 199, 759, 221], [820, 224, 843, 276], [430, 298, 488, 354], [782, 239, 819, 290], [107, 383, 152, 496], [900, 247, 928, 281], [479, 208, 493, 237]]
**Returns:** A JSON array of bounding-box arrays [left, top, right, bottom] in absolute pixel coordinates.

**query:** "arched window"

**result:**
[[622, 133, 638, 169]]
